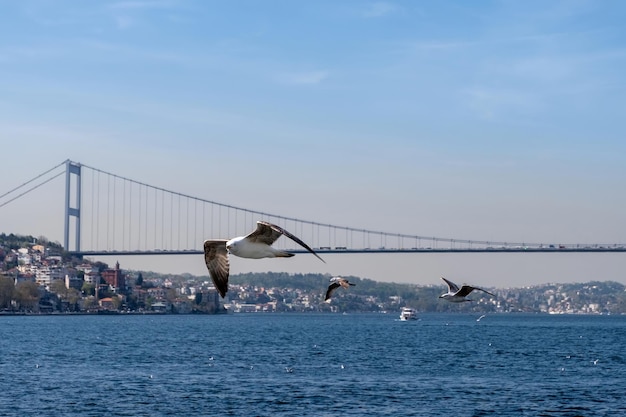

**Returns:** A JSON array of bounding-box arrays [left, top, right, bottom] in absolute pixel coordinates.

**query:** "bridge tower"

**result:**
[[64, 160, 81, 252]]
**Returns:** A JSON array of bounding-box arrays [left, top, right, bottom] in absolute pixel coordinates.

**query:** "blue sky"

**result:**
[[1, 0, 626, 287]]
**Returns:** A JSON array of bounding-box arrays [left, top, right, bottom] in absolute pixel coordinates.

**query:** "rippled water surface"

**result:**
[[1, 313, 625, 416]]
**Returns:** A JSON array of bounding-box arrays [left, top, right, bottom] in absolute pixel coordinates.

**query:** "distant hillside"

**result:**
[[0, 233, 64, 251], [228, 272, 626, 314], [230, 272, 430, 299]]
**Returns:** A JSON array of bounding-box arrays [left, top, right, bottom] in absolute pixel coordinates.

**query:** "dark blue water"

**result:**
[[1, 313, 625, 416]]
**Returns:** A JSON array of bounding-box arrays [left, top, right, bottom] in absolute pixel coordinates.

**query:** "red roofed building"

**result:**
[[101, 262, 126, 293]]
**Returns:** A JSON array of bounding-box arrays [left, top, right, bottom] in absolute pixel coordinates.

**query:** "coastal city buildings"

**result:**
[[1, 235, 625, 314]]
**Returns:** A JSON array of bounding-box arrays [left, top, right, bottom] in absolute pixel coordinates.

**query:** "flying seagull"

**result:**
[[325, 276, 355, 302], [203, 221, 325, 298], [438, 276, 495, 303]]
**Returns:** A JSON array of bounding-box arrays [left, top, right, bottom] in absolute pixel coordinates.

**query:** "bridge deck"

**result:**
[[72, 247, 626, 256]]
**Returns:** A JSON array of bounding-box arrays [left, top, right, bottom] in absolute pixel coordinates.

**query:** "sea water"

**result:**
[[0, 313, 624, 416]]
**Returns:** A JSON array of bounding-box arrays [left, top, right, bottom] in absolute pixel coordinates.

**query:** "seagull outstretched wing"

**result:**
[[247, 221, 325, 263], [203, 239, 229, 298], [441, 276, 459, 293]]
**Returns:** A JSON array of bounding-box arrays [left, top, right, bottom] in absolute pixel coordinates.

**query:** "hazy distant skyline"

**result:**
[[1, 0, 625, 287]]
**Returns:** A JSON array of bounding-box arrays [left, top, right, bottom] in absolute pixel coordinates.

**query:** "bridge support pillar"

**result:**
[[64, 160, 81, 252]]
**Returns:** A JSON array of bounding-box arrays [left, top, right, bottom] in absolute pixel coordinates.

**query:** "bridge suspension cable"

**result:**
[[75, 161, 622, 253], [0, 160, 67, 209]]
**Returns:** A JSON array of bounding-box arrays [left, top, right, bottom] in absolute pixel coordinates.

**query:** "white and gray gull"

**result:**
[[203, 221, 325, 298], [438, 276, 495, 302], [324, 277, 356, 302]]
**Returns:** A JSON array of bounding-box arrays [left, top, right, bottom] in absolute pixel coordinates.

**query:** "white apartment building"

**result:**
[[35, 265, 68, 289]]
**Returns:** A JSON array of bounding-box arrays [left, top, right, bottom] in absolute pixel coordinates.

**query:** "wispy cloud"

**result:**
[[463, 87, 538, 120], [406, 31, 575, 53], [107, 0, 179, 10], [276, 70, 330, 85], [76, 38, 190, 62], [115, 15, 134, 29], [410, 40, 477, 51], [0, 45, 68, 63], [106, 1, 184, 31], [361, 2, 400, 18]]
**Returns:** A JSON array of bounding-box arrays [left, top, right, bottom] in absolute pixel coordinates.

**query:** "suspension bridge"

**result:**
[[2, 159, 625, 257]]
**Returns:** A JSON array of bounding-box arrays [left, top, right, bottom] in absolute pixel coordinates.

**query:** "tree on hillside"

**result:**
[[0, 276, 14, 309], [93, 261, 109, 272], [65, 288, 82, 311], [166, 288, 177, 303], [13, 281, 40, 311], [111, 295, 122, 310], [81, 282, 95, 296], [49, 279, 68, 298]]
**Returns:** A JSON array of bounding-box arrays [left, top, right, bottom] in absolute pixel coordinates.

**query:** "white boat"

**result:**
[[399, 307, 418, 321]]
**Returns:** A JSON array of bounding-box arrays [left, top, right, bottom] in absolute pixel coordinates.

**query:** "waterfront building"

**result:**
[[35, 265, 67, 290], [101, 262, 126, 293], [65, 274, 84, 291]]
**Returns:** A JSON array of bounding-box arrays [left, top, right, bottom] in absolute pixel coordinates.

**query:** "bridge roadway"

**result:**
[[71, 246, 626, 257]]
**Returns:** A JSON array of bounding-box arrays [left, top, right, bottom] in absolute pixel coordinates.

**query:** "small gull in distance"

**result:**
[[204, 221, 325, 298], [324, 277, 355, 302], [438, 277, 495, 303]]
